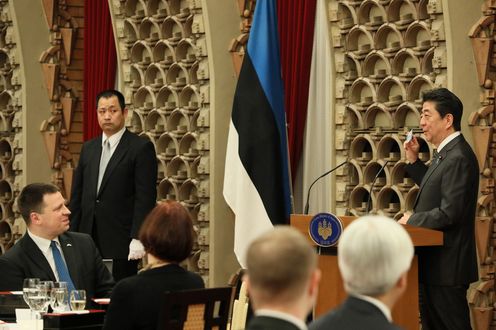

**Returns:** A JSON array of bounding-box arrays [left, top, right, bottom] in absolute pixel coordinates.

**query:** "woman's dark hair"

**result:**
[[139, 201, 194, 263]]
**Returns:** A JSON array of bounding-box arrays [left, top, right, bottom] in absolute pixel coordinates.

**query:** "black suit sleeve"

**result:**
[[131, 140, 157, 238], [0, 256, 25, 291], [405, 159, 428, 185], [69, 143, 87, 232]]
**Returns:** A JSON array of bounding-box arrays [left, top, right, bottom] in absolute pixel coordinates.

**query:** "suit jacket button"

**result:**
[[96, 199, 100, 203]]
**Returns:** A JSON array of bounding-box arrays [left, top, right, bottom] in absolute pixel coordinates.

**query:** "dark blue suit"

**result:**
[[310, 297, 402, 330], [246, 315, 302, 330]]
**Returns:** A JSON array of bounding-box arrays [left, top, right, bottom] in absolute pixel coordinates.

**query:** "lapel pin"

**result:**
[[66, 243, 72, 247]]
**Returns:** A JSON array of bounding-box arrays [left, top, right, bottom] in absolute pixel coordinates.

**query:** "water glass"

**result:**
[[30, 283, 51, 318], [70, 290, 86, 311], [51, 282, 69, 312], [40, 281, 54, 311], [22, 278, 40, 309]]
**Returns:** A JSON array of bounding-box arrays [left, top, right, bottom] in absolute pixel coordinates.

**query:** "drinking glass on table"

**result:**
[[30, 282, 51, 318], [40, 281, 54, 311], [51, 282, 69, 312], [70, 290, 86, 311], [22, 278, 40, 308]]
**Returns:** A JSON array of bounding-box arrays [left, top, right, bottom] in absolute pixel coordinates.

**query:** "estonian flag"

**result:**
[[223, 0, 292, 267]]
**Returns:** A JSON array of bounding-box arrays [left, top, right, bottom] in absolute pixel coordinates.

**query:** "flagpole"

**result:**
[[284, 119, 295, 215]]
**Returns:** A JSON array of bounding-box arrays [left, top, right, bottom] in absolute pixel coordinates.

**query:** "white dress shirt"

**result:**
[[27, 230, 67, 281], [101, 126, 126, 159], [437, 131, 461, 152]]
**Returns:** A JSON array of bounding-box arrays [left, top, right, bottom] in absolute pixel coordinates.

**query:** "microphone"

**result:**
[[304, 161, 348, 214], [366, 161, 389, 214]]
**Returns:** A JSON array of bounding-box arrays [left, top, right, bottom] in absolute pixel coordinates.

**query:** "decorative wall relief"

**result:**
[[329, 0, 447, 219], [469, 1, 496, 328], [0, 2, 24, 254], [39, 0, 79, 199]]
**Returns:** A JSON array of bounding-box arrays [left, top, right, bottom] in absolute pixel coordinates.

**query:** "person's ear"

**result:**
[[396, 271, 408, 291], [30, 211, 41, 224], [309, 268, 322, 297], [444, 113, 454, 129]]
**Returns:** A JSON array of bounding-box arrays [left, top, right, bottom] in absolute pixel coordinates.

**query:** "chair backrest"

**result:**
[[157, 287, 234, 330], [230, 281, 249, 330]]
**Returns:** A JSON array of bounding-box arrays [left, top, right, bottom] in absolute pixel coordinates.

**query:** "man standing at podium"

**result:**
[[399, 88, 479, 330]]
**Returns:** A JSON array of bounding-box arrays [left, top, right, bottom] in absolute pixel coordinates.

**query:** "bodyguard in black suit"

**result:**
[[400, 88, 479, 329], [245, 227, 321, 330], [310, 216, 413, 330], [0, 183, 114, 302], [70, 89, 157, 281]]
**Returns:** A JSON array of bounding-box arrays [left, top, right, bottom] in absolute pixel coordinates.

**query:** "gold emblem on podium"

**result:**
[[318, 220, 332, 240]]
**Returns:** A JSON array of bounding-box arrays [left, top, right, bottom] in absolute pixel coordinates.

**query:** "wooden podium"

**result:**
[[291, 214, 443, 330]]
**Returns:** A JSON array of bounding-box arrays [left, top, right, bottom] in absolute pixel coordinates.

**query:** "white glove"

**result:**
[[128, 239, 145, 260]]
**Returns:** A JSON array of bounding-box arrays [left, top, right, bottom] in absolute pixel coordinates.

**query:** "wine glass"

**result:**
[[51, 282, 69, 312], [22, 278, 40, 314], [40, 281, 54, 312], [70, 290, 86, 311], [30, 283, 51, 318]]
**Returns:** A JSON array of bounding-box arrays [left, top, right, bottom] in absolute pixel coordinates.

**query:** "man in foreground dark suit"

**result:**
[[310, 215, 414, 330], [244, 226, 321, 330], [399, 88, 479, 329], [70, 89, 157, 281], [0, 183, 114, 302]]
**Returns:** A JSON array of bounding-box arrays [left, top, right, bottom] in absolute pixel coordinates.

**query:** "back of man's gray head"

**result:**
[[338, 215, 414, 296], [246, 226, 317, 301]]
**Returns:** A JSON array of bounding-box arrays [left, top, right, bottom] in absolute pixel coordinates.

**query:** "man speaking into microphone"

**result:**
[[399, 88, 478, 330]]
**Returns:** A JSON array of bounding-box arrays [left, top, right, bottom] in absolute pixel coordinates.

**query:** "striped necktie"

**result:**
[[50, 241, 76, 293]]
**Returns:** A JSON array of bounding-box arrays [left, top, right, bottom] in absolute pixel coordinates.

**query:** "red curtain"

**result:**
[[277, 0, 317, 182], [83, 0, 117, 141]]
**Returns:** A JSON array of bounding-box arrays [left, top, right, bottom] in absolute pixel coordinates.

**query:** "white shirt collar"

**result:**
[[437, 131, 461, 152], [27, 230, 60, 253], [102, 126, 126, 148], [255, 309, 307, 330], [352, 293, 392, 322]]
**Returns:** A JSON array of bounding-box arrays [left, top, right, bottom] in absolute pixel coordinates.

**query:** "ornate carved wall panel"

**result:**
[[0, 1, 24, 255], [329, 0, 447, 219], [39, 0, 82, 199], [469, 1, 496, 328]]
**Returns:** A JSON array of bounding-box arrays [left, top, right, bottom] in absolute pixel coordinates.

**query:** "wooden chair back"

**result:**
[[157, 287, 234, 330]]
